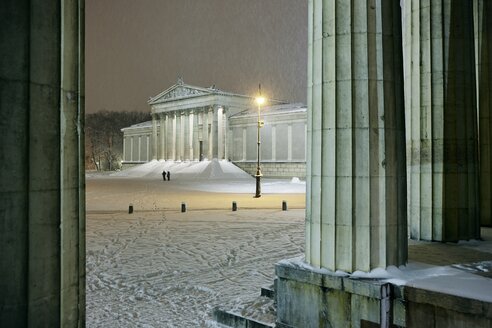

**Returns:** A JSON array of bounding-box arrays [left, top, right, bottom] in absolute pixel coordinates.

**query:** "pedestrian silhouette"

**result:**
[[162, 170, 167, 181], [166, 171, 170, 181]]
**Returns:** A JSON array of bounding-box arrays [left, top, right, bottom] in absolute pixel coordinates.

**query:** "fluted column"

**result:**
[[192, 110, 199, 160], [305, 0, 407, 272], [207, 107, 213, 159], [175, 112, 182, 161], [475, 0, 492, 227], [171, 112, 176, 160], [159, 113, 166, 160], [212, 106, 219, 159], [404, 0, 480, 241], [151, 113, 158, 160], [184, 111, 191, 161], [0, 0, 85, 326]]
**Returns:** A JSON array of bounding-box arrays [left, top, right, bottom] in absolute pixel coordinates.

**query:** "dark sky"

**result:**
[[86, 0, 308, 114]]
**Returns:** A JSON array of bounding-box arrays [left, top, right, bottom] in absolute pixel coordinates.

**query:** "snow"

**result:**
[[86, 209, 305, 327], [278, 258, 492, 303], [86, 165, 492, 326]]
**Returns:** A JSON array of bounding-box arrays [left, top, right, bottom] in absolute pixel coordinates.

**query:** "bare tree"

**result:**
[[86, 110, 150, 170]]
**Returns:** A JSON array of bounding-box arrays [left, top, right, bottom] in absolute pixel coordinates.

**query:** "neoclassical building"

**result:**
[[121, 78, 307, 177]]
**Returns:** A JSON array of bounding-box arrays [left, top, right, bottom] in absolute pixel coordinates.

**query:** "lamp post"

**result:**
[[254, 84, 265, 198]]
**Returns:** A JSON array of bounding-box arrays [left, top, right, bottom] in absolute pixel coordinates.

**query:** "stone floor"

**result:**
[[409, 228, 492, 277]]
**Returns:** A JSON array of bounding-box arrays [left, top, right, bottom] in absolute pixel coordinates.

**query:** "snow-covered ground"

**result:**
[[86, 209, 305, 327], [86, 161, 306, 327], [86, 161, 492, 327]]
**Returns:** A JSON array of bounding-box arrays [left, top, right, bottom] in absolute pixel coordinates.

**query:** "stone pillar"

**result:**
[[212, 106, 219, 159], [305, 0, 407, 272], [176, 113, 182, 161], [167, 113, 176, 161], [287, 124, 292, 161], [151, 113, 158, 160], [222, 108, 228, 160], [242, 128, 247, 161], [192, 110, 199, 160], [404, 0, 480, 240], [207, 107, 213, 159], [159, 113, 166, 160], [217, 107, 223, 160], [272, 125, 277, 161], [130, 136, 134, 161], [0, 0, 85, 326], [184, 111, 190, 161], [123, 137, 127, 161], [475, 0, 492, 227]]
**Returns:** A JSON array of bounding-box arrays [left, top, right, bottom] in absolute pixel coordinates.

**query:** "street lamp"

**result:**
[[254, 84, 265, 198]]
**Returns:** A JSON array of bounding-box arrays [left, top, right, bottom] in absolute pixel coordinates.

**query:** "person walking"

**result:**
[[162, 170, 167, 181], [166, 171, 170, 181]]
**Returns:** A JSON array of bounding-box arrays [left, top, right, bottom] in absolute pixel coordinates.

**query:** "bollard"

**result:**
[[232, 201, 237, 211], [282, 200, 288, 211], [129, 204, 133, 214], [181, 202, 187, 213]]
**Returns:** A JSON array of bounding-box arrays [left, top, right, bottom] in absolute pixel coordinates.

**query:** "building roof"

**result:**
[[147, 77, 256, 105]]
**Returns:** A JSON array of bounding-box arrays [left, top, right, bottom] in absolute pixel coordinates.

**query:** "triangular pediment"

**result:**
[[148, 84, 213, 104]]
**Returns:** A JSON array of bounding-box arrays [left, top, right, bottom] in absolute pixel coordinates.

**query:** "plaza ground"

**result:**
[[86, 172, 492, 327]]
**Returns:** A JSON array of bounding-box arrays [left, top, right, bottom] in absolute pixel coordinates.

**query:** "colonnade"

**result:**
[[305, 0, 491, 274], [151, 106, 227, 161]]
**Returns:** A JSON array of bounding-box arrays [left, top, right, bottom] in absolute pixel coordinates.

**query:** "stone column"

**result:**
[[167, 113, 175, 161], [212, 106, 219, 159], [305, 0, 407, 272], [130, 136, 134, 161], [171, 112, 177, 160], [287, 124, 292, 161], [475, 0, 492, 227], [404, 0, 480, 240], [123, 137, 127, 161], [272, 125, 277, 161], [0, 0, 85, 326], [175, 113, 181, 161], [151, 113, 158, 160], [207, 107, 213, 159], [222, 108, 228, 160], [183, 111, 190, 161], [159, 113, 166, 160], [192, 110, 199, 160], [242, 128, 247, 161]]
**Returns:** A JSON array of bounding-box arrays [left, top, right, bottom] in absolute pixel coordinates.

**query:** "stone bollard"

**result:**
[[232, 201, 237, 211], [129, 204, 133, 214], [282, 200, 288, 211], [181, 202, 187, 213]]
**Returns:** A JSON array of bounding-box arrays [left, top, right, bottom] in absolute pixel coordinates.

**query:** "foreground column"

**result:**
[[0, 0, 85, 326], [176, 113, 182, 161], [404, 0, 480, 241], [475, 0, 492, 227], [305, 0, 407, 272]]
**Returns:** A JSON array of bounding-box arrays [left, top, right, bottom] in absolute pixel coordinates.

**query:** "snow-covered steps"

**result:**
[[213, 293, 276, 328]]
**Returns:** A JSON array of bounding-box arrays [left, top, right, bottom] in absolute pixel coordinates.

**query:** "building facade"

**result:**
[[121, 79, 307, 177]]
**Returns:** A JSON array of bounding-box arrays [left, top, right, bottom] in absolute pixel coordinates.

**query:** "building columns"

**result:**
[[207, 108, 213, 159], [175, 113, 182, 161], [159, 113, 166, 160], [305, 0, 407, 272], [192, 110, 199, 161], [184, 111, 191, 161], [475, 0, 492, 227], [0, 0, 85, 326], [404, 0, 480, 241], [151, 113, 158, 160]]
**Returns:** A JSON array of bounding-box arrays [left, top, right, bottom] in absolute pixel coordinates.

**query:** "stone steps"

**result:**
[[213, 284, 277, 328]]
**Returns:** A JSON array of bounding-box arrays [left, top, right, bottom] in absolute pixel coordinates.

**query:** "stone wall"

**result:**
[[233, 161, 306, 179]]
